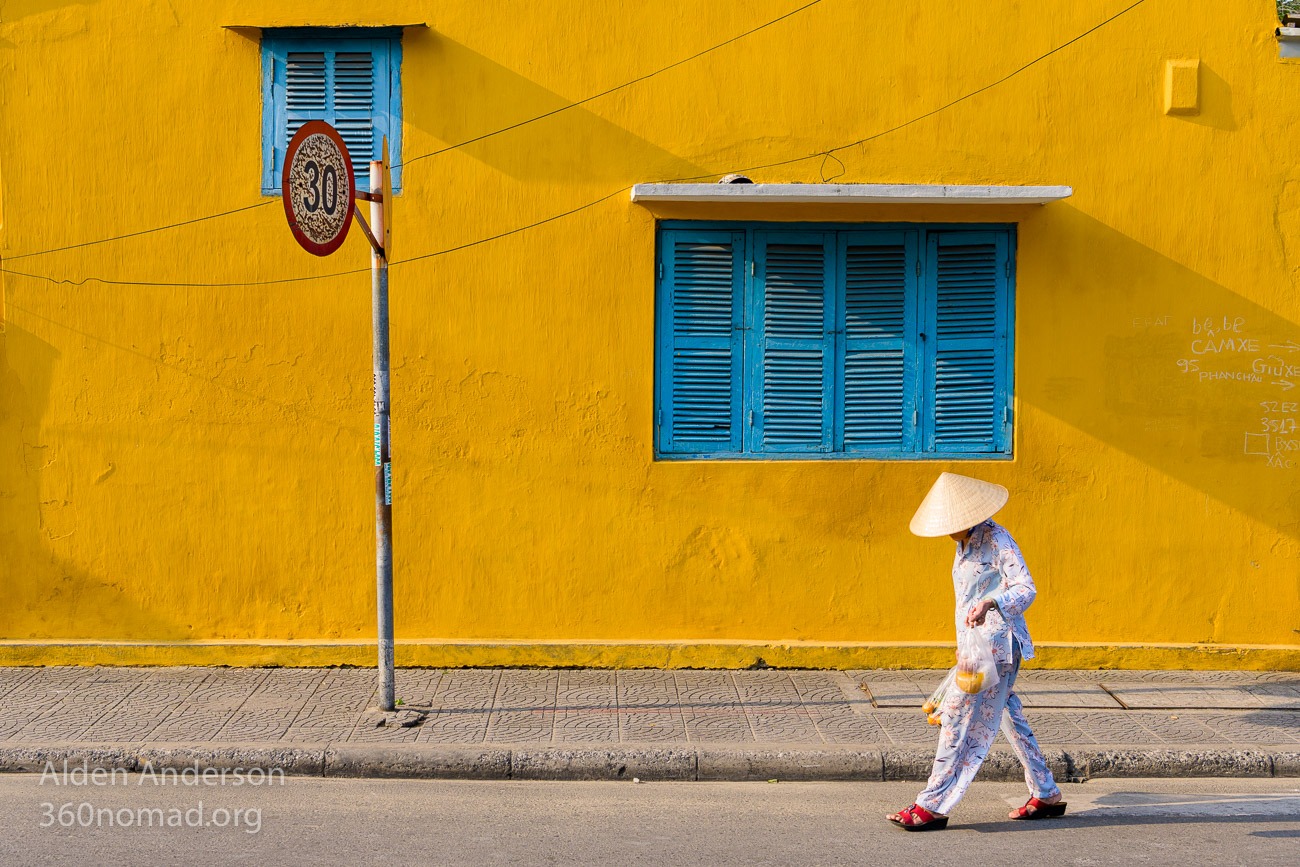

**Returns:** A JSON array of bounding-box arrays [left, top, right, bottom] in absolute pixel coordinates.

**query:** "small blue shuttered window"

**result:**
[[655, 223, 1014, 460], [261, 29, 403, 195]]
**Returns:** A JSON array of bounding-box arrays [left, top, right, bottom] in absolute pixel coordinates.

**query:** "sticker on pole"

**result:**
[[282, 120, 356, 256]]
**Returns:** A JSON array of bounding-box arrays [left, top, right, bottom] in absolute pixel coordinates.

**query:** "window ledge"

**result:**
[[631, 183, 1072, 205], [223, 24, 427, 31]]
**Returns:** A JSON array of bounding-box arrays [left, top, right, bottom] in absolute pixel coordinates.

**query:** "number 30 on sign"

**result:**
[[282, 121, 356, 256]]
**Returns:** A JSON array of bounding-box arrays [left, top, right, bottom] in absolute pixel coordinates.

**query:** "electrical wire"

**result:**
[[4, 1, 824, 262], [0, 262, 371, 289], [693, 0, 1151, 178], [3, 201, 278, 261], [393, 0, 825, 171], [0, 0, 1148, 290]]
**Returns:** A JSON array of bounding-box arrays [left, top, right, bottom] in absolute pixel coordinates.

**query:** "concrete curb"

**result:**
[[325, 745, 510, 779], [1, 743, 1297, 781], [1070, 748, 1276, 779], [513, 747, 696, 781], [697, 747, 884, 782]]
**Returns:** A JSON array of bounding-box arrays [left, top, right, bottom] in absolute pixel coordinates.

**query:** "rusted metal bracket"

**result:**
[[352, 203, 385, 258], [355, 190, 383, 203]]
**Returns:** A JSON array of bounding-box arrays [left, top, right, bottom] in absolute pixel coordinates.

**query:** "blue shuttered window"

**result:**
[[926, 232, 1010, 453], [753, 235, 835, 452], [840, 231, 920, 454], [658, 232, 745, 454], [261, 29, 403, 195], [656, 223, 1014, 460]]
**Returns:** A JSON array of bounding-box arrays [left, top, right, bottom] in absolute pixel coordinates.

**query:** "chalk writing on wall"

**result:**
[[1170, 317, 1298, 469]]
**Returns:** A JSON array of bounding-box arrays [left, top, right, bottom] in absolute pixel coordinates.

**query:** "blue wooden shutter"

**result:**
[[837, 231, 920, 453], [332, 51, 381, 186], [658, 231, 745, 454], [923, 231, 1012, 453], [751, 234, 835, 452], [267, 36, 396, 193]]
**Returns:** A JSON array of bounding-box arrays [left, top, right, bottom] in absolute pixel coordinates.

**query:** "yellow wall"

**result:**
[[1, 0, 1297, 668]]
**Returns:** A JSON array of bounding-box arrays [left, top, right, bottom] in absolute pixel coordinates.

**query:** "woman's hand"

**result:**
[[965, 599, 997, 627]]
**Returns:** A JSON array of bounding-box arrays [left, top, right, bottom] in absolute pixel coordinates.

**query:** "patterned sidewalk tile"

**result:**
[[875, 713, 940, 745], [618, 670, 679, 709], [1063, 712, 1169, 745], [557, 670, 616, 708], [238, 670, 323, 710], [620, 710, 688, 742], [858, 673, 944, 708], [1102, 682, 1296, 710], [817, 714, 891, 745], [0, 668, 1297, 749], [553, 711, 620, 743], [1123, 712, 1234, 745], [428, 670, 501, 711], [0, 669, 36, 693], [1013, 674, 1122, 708], [417, 711, 493, 744], [178, 681, 264, 713], [1015, 712, 1090, 745], [674, 671, 742, 708], [746, 711, 824, 743], [144, 714, 232, 742], [683, 711, 755, 743], [348, 721, 422, 743], [1197, 712, 1300, 744], [1244, 681, 1300, 709], [0, 713, 43, 740], [79, 706, 170, 742], [1013, 669, 1114, 683], [282, 709, 367, 743], [298, 685, 376, 715], [484, 709, 554, 743]]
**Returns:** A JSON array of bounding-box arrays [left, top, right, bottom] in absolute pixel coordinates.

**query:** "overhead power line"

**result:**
[[1, 0, 1148, 290], [5, 1, 825, 262], [719, 0, 1150, 177], [4, 201, 277, 262], [393, 0, 825, 171]]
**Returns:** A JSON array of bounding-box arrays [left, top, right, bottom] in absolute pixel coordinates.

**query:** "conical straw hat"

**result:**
[[909, 472, 1009, 537]]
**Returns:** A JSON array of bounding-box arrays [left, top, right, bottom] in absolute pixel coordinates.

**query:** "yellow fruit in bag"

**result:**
[[926, 712, 942, 726], [955, 667, 985, 694]]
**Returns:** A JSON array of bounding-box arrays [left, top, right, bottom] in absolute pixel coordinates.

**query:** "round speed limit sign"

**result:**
[[282, 121, 356, 256]]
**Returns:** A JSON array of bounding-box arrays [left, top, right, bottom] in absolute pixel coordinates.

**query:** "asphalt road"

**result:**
[[2, 775, 1297, 866]]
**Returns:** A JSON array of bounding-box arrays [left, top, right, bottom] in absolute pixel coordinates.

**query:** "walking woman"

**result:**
[[886, 472, 1066, 831]]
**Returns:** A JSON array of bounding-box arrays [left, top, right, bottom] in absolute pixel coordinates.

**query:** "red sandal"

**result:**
[[887, 803, 949, 831], [1011, 797, 1067, 820]]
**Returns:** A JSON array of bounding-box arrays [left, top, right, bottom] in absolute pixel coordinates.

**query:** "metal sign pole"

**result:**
[[371, 157, 395, 712], [281, 121, 394, 711]]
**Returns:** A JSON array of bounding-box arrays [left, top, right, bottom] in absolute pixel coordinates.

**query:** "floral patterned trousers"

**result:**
[[915, 643, 1061, 816]]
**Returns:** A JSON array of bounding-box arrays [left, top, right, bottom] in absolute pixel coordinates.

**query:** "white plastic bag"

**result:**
[[955, 628, 1000, 695], [923, 666, 957, 725]]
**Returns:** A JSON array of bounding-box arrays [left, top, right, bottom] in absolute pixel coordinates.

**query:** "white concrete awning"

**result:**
[[630, 183, 1073, 205]]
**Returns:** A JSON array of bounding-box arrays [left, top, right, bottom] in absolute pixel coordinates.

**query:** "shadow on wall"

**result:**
[[0, 323, 188, 639], [1017, 204, 1300, 541], [1177, 64, 1236, 132], [0, 2, 97, 44], [402, 29, 704, 183]]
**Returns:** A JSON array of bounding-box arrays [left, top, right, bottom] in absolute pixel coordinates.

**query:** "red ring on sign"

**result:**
[[282, 120, 357, 257]]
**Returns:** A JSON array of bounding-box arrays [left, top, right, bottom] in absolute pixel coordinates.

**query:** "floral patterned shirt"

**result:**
[[952, 520, 1037, 663]]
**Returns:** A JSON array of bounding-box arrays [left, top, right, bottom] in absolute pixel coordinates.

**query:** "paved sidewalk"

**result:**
[[2, 667, 1297, 781]]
